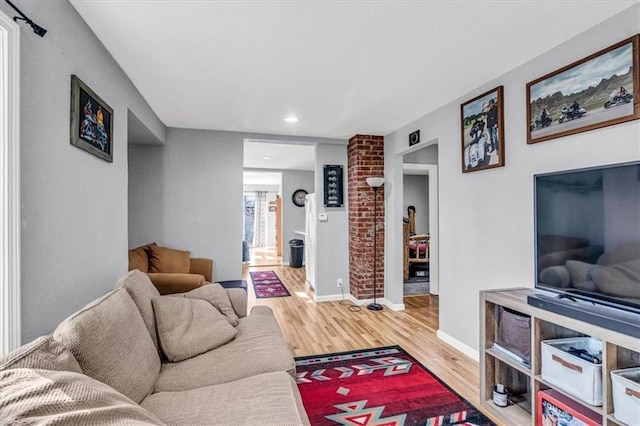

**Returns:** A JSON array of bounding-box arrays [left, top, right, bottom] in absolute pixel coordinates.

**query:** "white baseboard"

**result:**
[[315, 294, 346, 302], [437, 330, 479, 362]]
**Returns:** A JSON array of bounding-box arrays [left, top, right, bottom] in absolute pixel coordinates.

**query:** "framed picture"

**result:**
[[323, 164, 343, 207], [460, 86, 505, 173], [70, 75, 114, 162], [527, 34, 639, 144]]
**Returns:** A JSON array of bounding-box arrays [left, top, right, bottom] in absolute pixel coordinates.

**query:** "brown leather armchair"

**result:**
[[128, 243, 213, 295]]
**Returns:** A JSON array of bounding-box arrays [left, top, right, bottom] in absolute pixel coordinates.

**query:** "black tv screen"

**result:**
[[534, 161, 640, 314]]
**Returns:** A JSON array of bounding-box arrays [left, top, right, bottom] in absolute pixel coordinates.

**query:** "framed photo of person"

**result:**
[[527, 34, 639, 144], [460, 86, 505, 173], [70, 75, 114, 162]]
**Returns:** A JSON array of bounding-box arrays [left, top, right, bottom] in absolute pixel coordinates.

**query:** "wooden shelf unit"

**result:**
[[480, 288, 640, 426]]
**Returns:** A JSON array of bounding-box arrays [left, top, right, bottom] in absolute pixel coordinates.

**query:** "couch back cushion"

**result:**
[[0, 335, 81, 373], [53, 288, 160, 404], [148, 245, 190, 274], [128, 246, 149, 272], [152, 297, 237, 362], [0, 368, 166, 425], [115, 270, 161, 351]]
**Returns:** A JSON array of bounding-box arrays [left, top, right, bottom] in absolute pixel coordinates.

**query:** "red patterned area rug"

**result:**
[[249, 270, 291, 298], [295, 346, 495, 426]]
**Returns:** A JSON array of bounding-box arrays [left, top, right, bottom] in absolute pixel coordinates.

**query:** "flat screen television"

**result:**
[[530, 161, 640, 335]]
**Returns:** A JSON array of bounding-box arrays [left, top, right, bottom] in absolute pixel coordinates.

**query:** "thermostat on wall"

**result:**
[[318, 213, 328, 222]]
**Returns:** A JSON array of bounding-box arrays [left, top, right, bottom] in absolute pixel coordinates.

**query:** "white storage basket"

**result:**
[[611, 367, 640, 426], [541, 337, 603, 406]]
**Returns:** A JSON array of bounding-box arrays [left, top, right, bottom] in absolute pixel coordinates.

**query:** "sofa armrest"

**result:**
[[225, 288, 247, 318], [147, 273, 205, 295], [190, 258, 212, 282]]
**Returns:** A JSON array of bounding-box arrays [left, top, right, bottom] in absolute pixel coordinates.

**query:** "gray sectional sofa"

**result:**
[[0, 270, 310, 425]]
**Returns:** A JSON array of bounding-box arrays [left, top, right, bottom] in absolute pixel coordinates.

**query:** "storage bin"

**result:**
[[536, 389, 601, 426], [611, 367, 640, 426], [541, 337, 603, 406], [496, 306, 531, 364]]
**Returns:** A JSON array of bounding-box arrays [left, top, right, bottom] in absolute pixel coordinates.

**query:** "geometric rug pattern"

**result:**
[[249, 270, 291, 298], [295, 346, 495, 426]]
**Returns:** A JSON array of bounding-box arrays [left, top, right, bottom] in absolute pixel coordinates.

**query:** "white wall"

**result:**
[[129, 128, 243, 281], [314, 144, 350, 298], [0, 0, 165, 342], [385, 5, 640, 355]]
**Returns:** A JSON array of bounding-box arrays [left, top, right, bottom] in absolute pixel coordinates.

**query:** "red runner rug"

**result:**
[[296, 346, 495, 426], [249, 270, 291, 298]]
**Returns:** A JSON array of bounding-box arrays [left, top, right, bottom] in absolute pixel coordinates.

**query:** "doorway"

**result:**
[[400, 144, 439, 298], [243, 171, 283, 267]]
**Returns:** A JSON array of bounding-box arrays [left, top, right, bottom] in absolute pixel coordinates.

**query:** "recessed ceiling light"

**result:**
[[284, 116, 298, 123], [262, 156, 272, 160]]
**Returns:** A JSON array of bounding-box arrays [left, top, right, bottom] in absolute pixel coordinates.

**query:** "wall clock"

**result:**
[[292, 189, 308, 207]]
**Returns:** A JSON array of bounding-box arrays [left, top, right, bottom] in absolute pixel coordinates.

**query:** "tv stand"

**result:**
[[527, 293, 640, 338], [480, 288, 640, 426]]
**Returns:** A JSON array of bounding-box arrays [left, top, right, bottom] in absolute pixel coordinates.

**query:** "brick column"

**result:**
[[347, 135, 384, 301]]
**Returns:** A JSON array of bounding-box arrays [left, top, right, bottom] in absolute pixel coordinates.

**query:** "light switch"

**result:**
[[318, 213, 328, 222]]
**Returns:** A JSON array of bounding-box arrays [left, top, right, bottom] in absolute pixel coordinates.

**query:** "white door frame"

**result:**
[[1, 11, 21, 355]]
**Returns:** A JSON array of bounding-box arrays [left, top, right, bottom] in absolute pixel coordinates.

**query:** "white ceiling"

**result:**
[[71, 1, 637, 141], [244, 140, 315, 170]]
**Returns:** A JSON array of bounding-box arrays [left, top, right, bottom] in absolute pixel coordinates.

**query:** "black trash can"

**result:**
[[289, 239, 304, 268]]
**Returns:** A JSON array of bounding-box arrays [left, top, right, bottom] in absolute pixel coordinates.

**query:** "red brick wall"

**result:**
[[347, 135, 384, 300]]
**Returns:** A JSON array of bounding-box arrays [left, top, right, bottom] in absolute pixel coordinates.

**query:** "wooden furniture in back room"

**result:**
[[403, 207, 430, 281]]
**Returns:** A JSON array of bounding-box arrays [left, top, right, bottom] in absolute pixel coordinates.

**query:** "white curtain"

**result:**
[[253, 191, 267, 248]]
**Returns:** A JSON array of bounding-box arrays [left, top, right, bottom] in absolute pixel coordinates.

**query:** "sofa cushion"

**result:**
[[155, 306, 295, 392], [537, 235, 589, 256], [142, 371, 309, 426], [53, 288, 161, 404], [152, 297, 237, 362], [565, 260, 598, 292], [538, 265, 571, 288], [183, 283, 239, 326], [591, 259, 640, 298], [148, 245, 190, 274], [0, 335, 81, 373], [129, 246, 150, 273], [115, 269, 162, 352], [0, 368, 165, 425]]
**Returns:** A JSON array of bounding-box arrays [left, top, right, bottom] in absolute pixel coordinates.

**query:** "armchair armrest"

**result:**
[[225, 288, 247, 318], [190, 258, 213, 282], [147, 273, 205, 295]]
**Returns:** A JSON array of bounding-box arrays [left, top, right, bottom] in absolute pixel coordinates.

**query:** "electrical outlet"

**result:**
[[337, 278, 343, 288]]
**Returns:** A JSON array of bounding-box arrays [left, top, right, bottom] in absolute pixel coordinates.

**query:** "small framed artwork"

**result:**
[[409, 130, 420, 146], [460, 86, 505, 173], [70, 75, 114, 162], [527, 34, 639, 144], [323, 164, 343, 207]]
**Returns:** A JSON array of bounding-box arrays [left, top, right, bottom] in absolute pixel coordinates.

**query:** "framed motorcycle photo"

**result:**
[[70, 75, 114, 162], [527, 34, 639, 145], [460, 86, 505, 173]]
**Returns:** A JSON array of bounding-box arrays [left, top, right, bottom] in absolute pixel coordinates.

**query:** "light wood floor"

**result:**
[[247, 247, 282, 267], [243, 265, 502, 425]]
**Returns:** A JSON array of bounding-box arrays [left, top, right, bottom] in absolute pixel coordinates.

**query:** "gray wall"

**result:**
[[0, 0, 166, 343], [384, 4, 640, 355], [403, 175, 429, 234], [404, 144, 438, 164], [282, 170, 315, 264], [129, 129, 244, 281], [314, 144, 349, 297]]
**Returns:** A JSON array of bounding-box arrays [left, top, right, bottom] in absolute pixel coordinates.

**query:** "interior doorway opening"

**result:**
[[400, 144, 438, 298], [243, 171, 283, 267]]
